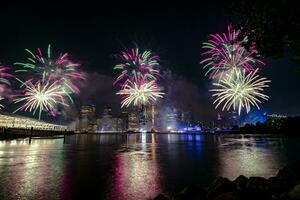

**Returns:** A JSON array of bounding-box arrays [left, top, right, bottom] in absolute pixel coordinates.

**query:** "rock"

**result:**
[[214, 192, 235, 200], [289, 184, 300, 200], [153, 193, 170, 200], [173, 184, 206, 200], [268, 176, 288, 198], [207, 177, 234, 199], [234, 175, 248, 190], [279, 192, 290, 200], [277, 166, 297, 184], [235, 188, 273, 200], [246, 177, 269, 189], [239, 177, 276, 199], [277, 162, 300, 186]]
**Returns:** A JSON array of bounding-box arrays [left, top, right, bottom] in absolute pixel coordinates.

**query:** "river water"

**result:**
[[0, 133, 300, 200]]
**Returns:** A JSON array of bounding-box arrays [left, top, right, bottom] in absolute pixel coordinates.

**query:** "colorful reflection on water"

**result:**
[[108, 133, 162, 200], [217, 136, 285, 179], [0, 139, 66, 199], [0, 134, 299, 200]]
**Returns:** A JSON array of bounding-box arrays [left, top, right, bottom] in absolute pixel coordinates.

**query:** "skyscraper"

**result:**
[[97, 106, 127, 133], [128, 111, 139, 132], [79, 104, 97, 132]]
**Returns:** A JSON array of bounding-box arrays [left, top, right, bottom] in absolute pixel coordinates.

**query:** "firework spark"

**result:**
[[116, 76, 164, 108], [210, 68, 270, 115], [13, 79, 68, 120], [14, 44, 85, 95], [114, 47, 160, 86], [0, 65, 14, 109], [201, 25, 264, 79]]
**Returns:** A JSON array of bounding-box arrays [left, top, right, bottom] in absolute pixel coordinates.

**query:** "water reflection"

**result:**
[[218, 135, 284, 179], [65, 133, 125, 145], [59, 163, 73, 200], [0, 139, 65, 199], [0, 134, 296, 200], [108, 133, 162, 200]]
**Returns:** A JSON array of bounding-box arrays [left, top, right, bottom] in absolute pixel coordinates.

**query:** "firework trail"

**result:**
[[116, 75, 164, 108], [13, 79, 68, 120], [114, 47, 160, 86], [210, 68, 270, 115], [14, 44, 85, 97], [201, 25, 264, 79], [0, 65, 14, 109]]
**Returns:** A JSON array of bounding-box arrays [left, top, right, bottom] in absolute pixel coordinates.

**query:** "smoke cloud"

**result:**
[[159, 70, 217, 122], [66, 70, 217, 124], [75, 71, 121, 116]]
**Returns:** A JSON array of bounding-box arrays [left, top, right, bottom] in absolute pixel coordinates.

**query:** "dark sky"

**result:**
[[0, 0, 299, 120]]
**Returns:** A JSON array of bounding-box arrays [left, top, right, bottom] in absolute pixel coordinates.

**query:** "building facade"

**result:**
[[79, 104, 97, 132], [96, 106, 127, 133], [128, 112, 139, 132], [0, 112, 66, 130]]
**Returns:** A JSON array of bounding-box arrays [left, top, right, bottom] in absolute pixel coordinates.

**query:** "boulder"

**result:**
[[268, 176, 288, 198], [235, 188, 273, 200], [289, 184, 300, 200], [246, 177, 269, 189], [173, 184, 207, 200], [153, 193, 170, 200], [207, 177, 234, 199], [277, 162, 300, 186], [214, 192, 235, 200], [233, 175, 248, 190]]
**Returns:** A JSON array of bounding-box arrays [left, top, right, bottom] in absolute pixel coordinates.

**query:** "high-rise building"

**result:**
[[214, 113, 226, 130], [128, 111, 139, 132], [228, 110, 239, 126], [102, 106, 112, 117], [97, 106, 127, 132], [97, 106, 112, 132], [180, 111, 191, 124], [80, 105, 96, 118], [119, 112, 129, 131], [79, 104, 97, 132], [136, 104, 158, 131], [145, 104, 157, 130], [138, 106, 147, 127], [165, 107, 180, 132]]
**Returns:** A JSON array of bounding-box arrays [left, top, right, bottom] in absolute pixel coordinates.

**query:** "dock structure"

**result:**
[[0, 111, 66, 131]]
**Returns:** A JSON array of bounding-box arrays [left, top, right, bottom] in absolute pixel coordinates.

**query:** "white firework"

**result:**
[[117, 78, 164, 108], [14, 80, 68, 119], [210, 68, 270, 115]]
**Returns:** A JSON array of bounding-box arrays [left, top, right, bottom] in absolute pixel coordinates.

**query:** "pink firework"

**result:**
[[201, 25, 265, 79], [14, 44, 85, 95], [113, 47, 161, 87]]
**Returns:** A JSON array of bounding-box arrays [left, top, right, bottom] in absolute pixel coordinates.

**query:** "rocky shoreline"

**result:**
[[154, 162, 300, 200]]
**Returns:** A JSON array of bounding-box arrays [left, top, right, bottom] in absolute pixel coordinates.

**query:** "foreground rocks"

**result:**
[[153, 162, 300, 200]]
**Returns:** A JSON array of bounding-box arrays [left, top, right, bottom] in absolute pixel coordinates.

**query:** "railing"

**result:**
[[0, 127, 75, 141]]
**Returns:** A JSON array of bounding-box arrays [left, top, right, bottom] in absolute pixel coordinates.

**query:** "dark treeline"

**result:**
[[240, 116, 300, 134]]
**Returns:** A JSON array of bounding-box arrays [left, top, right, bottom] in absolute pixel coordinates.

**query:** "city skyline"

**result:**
[[0, 1, 299, 123], [1, 1, 300, 200]]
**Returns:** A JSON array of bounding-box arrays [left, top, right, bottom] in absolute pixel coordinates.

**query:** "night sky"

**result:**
[[0, 1, 299, 121]]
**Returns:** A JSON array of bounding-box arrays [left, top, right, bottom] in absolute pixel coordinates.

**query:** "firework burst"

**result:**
[[13, 79, 68, 120], [201, 25, 264, 79], [116, 75, 164, 108], [114, 47, 160, 86], [0, 65, 14, 109], [14, 44, 85, 96], [210, 68, 270, 115]]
